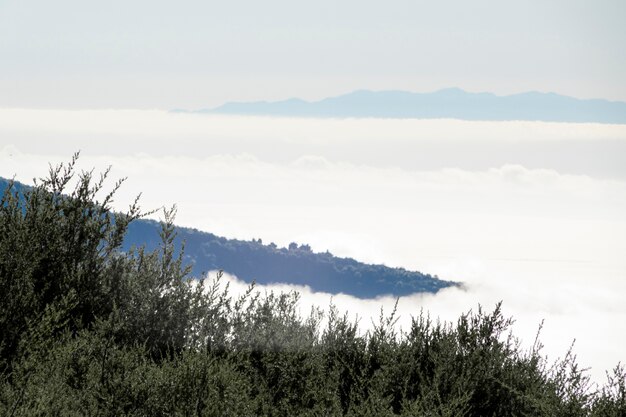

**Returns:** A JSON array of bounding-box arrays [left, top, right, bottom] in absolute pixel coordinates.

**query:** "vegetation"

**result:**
[[1, 157, 624, 416], [0, 176, 455, 299], [122, 216, 455, 298]]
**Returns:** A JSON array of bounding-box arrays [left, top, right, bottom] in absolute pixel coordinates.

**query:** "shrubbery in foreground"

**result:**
[[1, 157, 624, 416]]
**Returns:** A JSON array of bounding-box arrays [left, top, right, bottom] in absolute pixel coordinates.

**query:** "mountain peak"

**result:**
[[434, 87, 467, 95], [204, 89, 626, 124]]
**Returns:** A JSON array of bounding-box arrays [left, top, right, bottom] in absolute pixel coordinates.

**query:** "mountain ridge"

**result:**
[[186, 88, 626, 124], [0, 176, 456, 298]]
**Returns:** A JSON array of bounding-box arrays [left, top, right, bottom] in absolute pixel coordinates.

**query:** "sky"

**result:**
[[1, 0, 625, 384], [1, 0, 626, 108]]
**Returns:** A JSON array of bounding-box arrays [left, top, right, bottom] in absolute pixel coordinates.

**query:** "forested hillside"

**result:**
[[0, 159, 624, 416], [0, 176, 455, 298]]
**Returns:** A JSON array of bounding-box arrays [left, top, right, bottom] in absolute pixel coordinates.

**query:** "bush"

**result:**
[[1, 157, 624, 416]]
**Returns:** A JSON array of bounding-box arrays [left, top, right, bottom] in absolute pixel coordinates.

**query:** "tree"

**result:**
[[1, 155, 625, 416], [0, 153, 143, 371]]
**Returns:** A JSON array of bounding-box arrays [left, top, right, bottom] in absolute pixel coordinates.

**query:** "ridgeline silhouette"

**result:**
[[0, 176, 454, 298], [195, 88, 626, 124]]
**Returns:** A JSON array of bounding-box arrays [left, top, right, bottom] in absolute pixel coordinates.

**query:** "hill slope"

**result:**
[[200, 88, 626, 124], [1, 177, 455, 298]]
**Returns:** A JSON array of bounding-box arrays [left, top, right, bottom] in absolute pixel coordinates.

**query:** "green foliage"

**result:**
[[0, 154, 143, 371], [1, 157, 624, 416]]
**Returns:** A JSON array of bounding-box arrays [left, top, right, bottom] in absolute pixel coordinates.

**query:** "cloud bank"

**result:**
[[2, 109, 626, 178], [1, 110, 625, 383]]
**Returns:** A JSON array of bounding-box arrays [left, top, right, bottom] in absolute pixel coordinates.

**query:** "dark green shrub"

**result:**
[[1, 156, 624, 416]]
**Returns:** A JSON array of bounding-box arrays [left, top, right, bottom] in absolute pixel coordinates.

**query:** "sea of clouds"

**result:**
[[1, 109, 625, 383]]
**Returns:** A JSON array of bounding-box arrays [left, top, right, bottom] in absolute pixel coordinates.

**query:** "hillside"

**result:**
[[198, 88, 626, 124], [0, 176, 455, 298]]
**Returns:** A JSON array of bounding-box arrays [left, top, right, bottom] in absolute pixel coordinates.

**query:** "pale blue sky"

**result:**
[[1, 0, 625, 108]]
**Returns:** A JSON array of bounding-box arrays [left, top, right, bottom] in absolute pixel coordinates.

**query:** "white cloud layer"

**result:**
[[1, 110, 625, 384], [2, 109, 626, 143], [2, 109, 626, 178]]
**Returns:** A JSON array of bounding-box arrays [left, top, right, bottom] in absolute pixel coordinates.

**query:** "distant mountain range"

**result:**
[[0, 177, 456, 298], [191, 88, 626, 124]]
